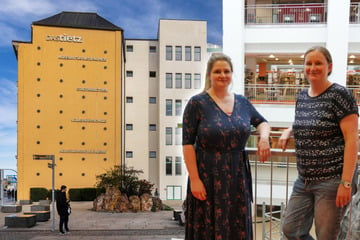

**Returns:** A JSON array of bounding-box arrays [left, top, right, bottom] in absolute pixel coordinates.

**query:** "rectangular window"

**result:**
[[166, 45, 173, 60], [194, 47, 201, 61], [175, 157, 182, 175], [175, 73, 182, 89], [149, 124, 156, 131], [166, 73, 173, 88], [166, 185, 182, 200], [166, 156, 172, 175], [149, 71, 156, 78], [126, 45, 133, 52], [126, 97, 133, 103], [166, 127, 172, 145], [126, 151, 133, 158], [194, 73, 201, 89], [175, 100, 182, 116], [175, 127, 182, 145], [185, 46, 191, 61], [126, 124, 133, 130], [166, 99, 173, 116], [126, 71, 133, 77], [149, 151, 156, 158], [185, 73, 191, 89], [175, 46, 182, 61], [149, 97, 156, 104], [149, 46, 156, 53]]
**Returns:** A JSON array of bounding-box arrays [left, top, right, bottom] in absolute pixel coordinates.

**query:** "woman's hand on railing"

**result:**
[[257, 138, 271, 163]]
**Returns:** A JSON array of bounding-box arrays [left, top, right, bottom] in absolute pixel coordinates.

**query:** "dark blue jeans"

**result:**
[[282, 178, 347, 240]]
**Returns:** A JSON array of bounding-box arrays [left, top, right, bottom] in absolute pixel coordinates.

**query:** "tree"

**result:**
[[96, 165, 154, 196]]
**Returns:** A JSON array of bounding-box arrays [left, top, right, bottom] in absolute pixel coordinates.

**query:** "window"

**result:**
[[175, 157, 182, 175], [175, 100, 182, 116], [166, 99, 173, 116], [166, 185, 182, 200], [185, 46, 191, 61], [175, 46, 182, 61], [126, 71, 133, 77], [149, 97, 156, 104], [175, 73, 182, 89], [175, 127, 182, 145], [166, 127, 173, 145], [166, 73, 173, 88], [126, 97, 133, 103], [185, 73, 192, 89], [166, 156, 172, 175], [166, 45, 173, 60], [194, 47, 201, 61], [126, 45, 133, 52], [126, 124, 133, 130], [149, 151, 156, 158], [149, 46, 156, 53], [126, 151, 133, 158], [149, 124, 156, 131], [149, 71, 156, 78], [194, 73, 201, 89]]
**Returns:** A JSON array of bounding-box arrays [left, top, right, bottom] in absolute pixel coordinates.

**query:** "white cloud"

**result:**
[[0, 0, 98, 20], [0, 78, 17, 170], [0, 0, 100, 46], [0, 78, 17, 129]]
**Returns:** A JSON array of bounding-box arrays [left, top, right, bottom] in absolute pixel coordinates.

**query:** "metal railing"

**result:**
[[245, 3, 327, 25], [247, 145, 360, 240], [245, 84, 360, 105], [245, 83, 305, 104], [350, 3, 360, 24], [247, 148, 296, 240], [245, 3, 360, 25]]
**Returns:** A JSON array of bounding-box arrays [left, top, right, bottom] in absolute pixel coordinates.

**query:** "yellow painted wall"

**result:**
[[16, 25, 123, 200]]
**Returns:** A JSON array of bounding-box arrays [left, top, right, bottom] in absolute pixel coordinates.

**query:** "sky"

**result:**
[[0, 0, 222, 174]]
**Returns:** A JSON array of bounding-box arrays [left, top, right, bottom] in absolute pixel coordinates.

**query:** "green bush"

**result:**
[[68, 188, 99, 201], [30, 188, 48, 201], [96, 165, 155, 197], [80, 188, 97, 201], [68, 188, 82, 201]]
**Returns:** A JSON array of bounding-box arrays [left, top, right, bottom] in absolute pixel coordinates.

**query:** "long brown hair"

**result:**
[[202, 53, 233, 93]]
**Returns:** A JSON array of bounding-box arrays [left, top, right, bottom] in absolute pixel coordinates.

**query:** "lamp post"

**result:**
[[33, 154, 55, 232]]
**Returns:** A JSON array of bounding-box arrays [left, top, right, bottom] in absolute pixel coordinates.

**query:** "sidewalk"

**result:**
[[0, 200, 185, 240]]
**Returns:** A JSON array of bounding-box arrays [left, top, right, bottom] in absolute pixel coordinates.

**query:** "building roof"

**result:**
[[32, 11, 123, 31]]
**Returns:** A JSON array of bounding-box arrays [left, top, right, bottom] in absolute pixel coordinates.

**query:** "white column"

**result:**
[[326, 0, 350, 86], [223, 0, 245, 94]]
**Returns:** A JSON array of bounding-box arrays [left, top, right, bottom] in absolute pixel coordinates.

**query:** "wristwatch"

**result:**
[[340, 180, 352, 189]]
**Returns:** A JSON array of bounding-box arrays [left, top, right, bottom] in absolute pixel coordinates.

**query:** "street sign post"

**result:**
[[33, 154, 55, 232]]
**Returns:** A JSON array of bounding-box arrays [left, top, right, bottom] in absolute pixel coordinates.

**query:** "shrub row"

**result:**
[[30, 187, 105, 202]]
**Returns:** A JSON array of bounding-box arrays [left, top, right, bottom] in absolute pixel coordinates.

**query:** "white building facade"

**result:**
[[124, 19, 208, 200]]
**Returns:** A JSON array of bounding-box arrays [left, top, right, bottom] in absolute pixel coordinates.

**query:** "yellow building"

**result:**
[[12, 12, 124, 200]]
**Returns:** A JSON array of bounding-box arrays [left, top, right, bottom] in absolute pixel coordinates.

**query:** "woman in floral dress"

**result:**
[[182, 53, 271, 240]]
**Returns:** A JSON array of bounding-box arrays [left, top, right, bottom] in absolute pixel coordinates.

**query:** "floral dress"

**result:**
[[182, 92, 267, 240]]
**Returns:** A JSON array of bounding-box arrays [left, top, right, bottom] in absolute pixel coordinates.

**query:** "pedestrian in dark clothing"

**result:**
[[56, 185, 70, 235]]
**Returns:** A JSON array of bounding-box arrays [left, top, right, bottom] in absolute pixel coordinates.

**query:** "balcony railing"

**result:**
[[245, 84, 360, 105], [350, 3, 360, 24], [247, 147, 360, 240], [245, 3, 327, 25], [245, 3, 360, 25], [247, 148, 296, 240]]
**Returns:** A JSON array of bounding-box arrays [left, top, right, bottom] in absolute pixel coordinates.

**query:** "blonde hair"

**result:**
[[202, 53, 233, 93]]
